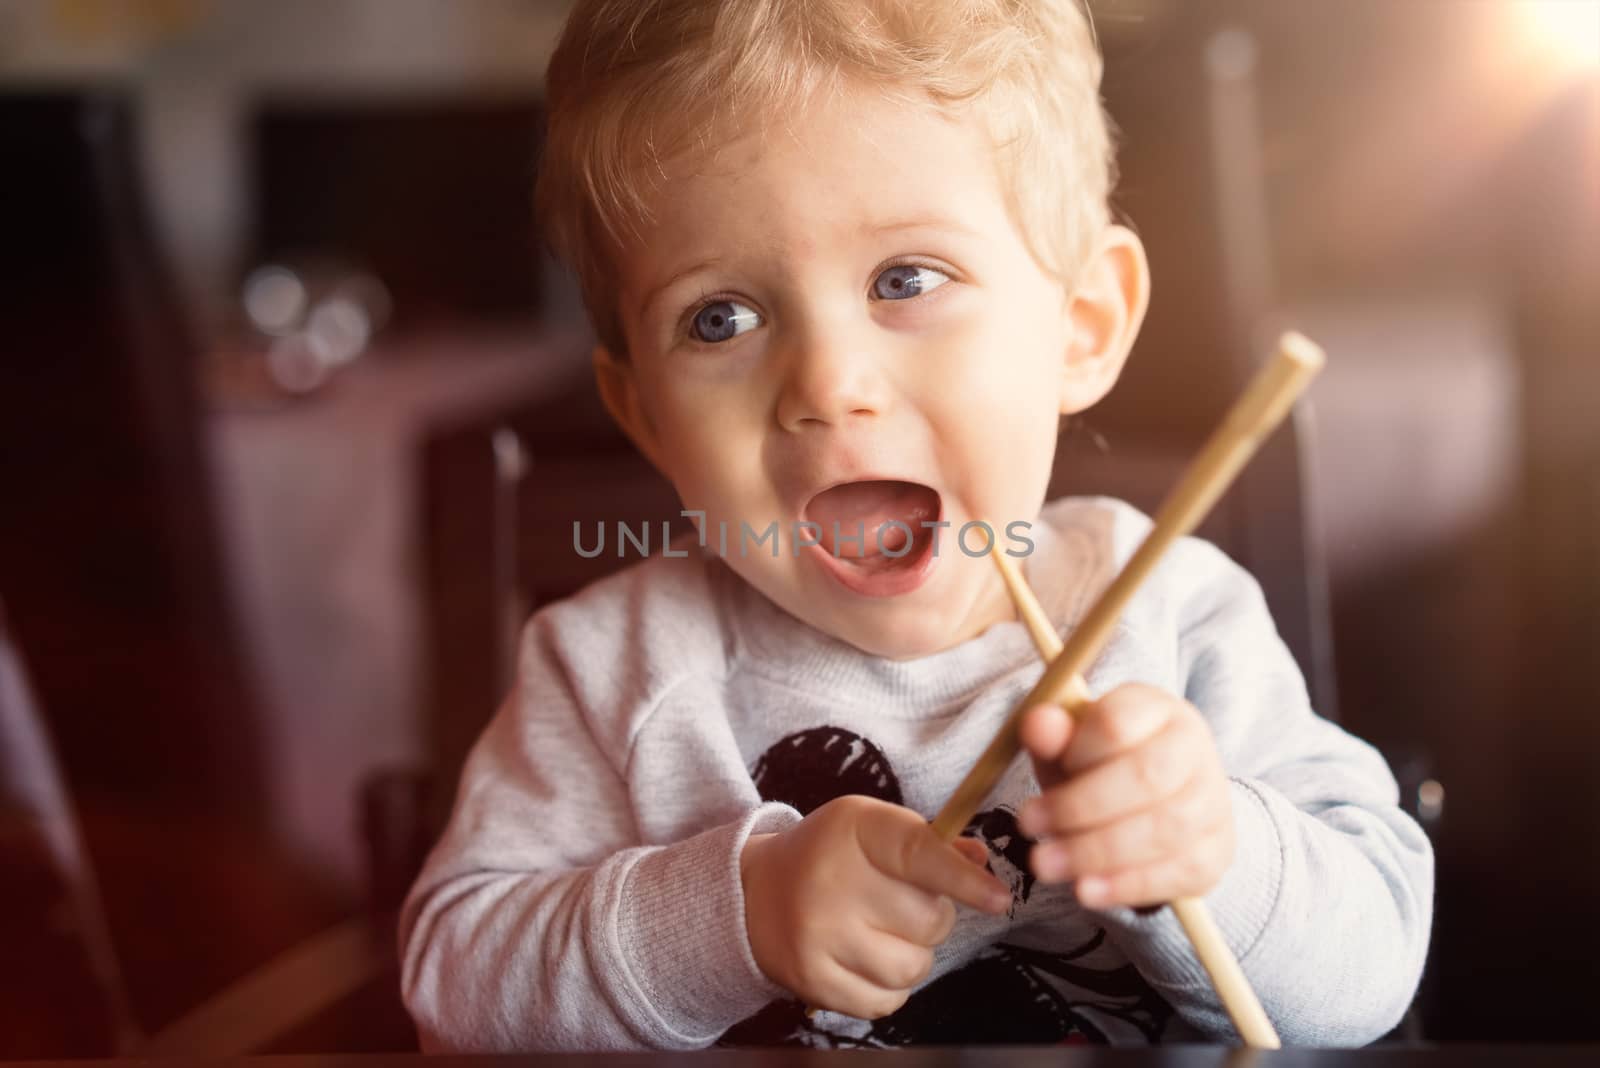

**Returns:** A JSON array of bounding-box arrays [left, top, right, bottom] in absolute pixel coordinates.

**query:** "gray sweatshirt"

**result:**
[[399, 496, 1433, 1050]]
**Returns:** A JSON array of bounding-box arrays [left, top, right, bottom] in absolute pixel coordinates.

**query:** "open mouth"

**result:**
[[802, 479, 942, 596]]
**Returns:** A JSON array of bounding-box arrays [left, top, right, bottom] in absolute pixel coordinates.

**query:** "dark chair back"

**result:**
[[1057, 7, 1338, 720], [252, 96, 546, 328], [0, 90, 267, 826], [0, 603, 135, 1056], [0, 90, 294, 1041]]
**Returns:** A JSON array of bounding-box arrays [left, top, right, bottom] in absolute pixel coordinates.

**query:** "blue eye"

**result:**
[[690, 300, 761, 343], [872, 264, 950, 301]]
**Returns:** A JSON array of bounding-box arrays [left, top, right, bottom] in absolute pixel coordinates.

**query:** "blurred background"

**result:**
[[0, 0, 1595, 1056]]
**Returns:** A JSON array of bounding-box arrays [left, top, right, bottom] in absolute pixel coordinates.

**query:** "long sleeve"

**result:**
[[398, 612, 798, 1051], [1094, 536, 1435, 1045], [399, 498, 1433, 1050]]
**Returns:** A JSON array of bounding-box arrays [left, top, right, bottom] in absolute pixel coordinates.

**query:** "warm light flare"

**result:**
[[1519, 0, 1600, 73]]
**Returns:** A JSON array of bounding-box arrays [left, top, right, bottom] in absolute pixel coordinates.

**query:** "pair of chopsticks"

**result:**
[[932, 331, 1326, 1048]]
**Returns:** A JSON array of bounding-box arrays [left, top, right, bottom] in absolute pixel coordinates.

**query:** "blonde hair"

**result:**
[[536, 0, 1115, 356]]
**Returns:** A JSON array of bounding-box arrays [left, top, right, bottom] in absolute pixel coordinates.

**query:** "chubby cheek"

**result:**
[[917, 312, 1064, 528], [647, 378, 781, 527]]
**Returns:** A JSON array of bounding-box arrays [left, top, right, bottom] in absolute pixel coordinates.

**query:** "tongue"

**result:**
[[805, 480, 939, 559]]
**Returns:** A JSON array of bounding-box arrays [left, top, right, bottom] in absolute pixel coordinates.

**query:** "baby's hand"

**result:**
[[1017, 683, 1235, 909], [740, 795, 1010, 1019]]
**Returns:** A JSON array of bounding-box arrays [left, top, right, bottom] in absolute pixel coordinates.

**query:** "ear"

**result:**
[[1059, 224, 1150, 415], [593, 345, 669, 473]]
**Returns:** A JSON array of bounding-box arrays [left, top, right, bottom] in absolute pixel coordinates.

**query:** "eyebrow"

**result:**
[[640, 257, 722, 321], [868, 216, 983, 239]]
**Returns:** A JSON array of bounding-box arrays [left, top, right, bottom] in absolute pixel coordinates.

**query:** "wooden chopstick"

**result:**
[[930, 330, 1326, 1047], [988, 547, 1280, 1049]]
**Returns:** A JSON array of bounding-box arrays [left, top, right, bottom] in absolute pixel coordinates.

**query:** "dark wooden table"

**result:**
[[15, 1050, 1598, 1068]]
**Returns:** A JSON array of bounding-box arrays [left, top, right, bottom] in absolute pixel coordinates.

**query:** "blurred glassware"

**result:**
[[305, 295, 371, 369], [264, 333, 325, 395], [242, 265, 307, 336], [232, 259, 392, 397]]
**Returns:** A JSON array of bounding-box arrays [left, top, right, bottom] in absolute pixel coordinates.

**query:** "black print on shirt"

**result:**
[[719, 725, 1174, 1047], [748, 725, 903, 814]]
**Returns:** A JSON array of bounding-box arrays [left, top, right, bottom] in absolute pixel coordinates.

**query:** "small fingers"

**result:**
[[860, 816, 1011, 915], [1071, 827, 1235, 909], [1019, 716, 1199, 838], [1018, 703, 1074, 789], [1029, 776, 1220, 882], [951, 835, 991, 869], [804, 957, 911, 1020], [834, 930, 935, 996], [1059, 683, 1176, 774], [861, 880, 959, 946]]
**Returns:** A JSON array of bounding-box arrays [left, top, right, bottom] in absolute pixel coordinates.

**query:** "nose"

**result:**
[[774, 325, 891, 432]]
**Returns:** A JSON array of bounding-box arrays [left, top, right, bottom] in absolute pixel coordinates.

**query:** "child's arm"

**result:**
[[398, 715, 793, 1052], [1115, 540, 1432, 1044], [398, 622, 796, 1051], [398, 607, 1009, 1050], [1021, 536, 1433, 1045]]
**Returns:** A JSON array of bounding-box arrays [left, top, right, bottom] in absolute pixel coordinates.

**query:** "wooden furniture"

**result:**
[[252, 96, 547, 329], [0, 88, 343, 1047], [0, 603, 134, 1057], [0, 92, 267, 840]]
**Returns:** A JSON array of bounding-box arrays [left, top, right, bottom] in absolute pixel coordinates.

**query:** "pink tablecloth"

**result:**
[[207, 327, 589, 890]]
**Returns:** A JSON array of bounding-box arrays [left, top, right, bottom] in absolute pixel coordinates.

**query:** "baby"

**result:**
[[400, 0, 1433, 1049]]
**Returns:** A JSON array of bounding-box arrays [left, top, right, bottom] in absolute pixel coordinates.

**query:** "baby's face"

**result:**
[[609, 85, 1105, 658]]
